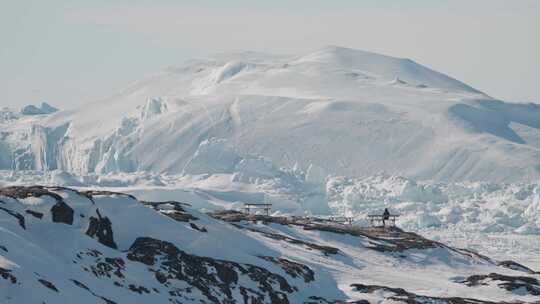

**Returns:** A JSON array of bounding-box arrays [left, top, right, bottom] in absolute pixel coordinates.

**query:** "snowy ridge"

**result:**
[[1, 46, 539, 181], [1, 168, 540, 236], [1, 186, 539, 303], [292, 46, 482, 93]]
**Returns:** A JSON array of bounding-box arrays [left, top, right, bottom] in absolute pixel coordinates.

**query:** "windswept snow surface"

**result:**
[[1, 46, 539, 181], [1, 46, 540, 291], [1, 169, 540, 270], [1, 186, 540, 303]]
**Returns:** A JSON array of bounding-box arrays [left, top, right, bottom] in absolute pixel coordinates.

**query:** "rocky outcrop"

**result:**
[[51, 201, 74, 225], [304, 296, 369, 304], [86, 209, 117, 249], [0, 185, 74, 226], [37, 278, 59, 292], [259, 256, 314, 283], [497, 260, 538, 274], [351, 283, 503, 304], [1, 186, 536, 303], [210, 212, 444, 254], [233, 224, 340, 256], [142, 201, 198, 222], [75, 249, 125, 280], [0, 185, 63, 201], [0, 206, 25, 229], [83, 190, 137, 201], [0, 267, 17, 284], [25, 209, 43, 219], [70, 279, 117, 304], [459, 273, 540, 296], [127, 237, 295, 304]]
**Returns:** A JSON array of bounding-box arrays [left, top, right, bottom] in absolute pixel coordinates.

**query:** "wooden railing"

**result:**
[[367, 214, 400, 227], [243, 203, 272, 216]]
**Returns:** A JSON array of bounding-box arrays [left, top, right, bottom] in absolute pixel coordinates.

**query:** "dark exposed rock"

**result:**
[[0, 267, 17, 284], [128, 284, 151, 294], [304, 225, 440, 253], [142, 201, 198, 222], [459, 272, 540, 296], [209, 210, 250, 222], [189, 222, 207, 232], [0, 206, 25, 229], [70, 279, 90, 290], [26, 209, 44, 219], [259, 256, 314, 283], [304, 296, 370, 304], [210, 210, 289, 225], [453, 248, 494, 264], [214, 212, 453, 256], [210, 212, 492, 261], [113, 281, 123, 287], [38, 278, 59, 292], [70, 279, 117, 304], [83, 249, 102, 258], [91, 259, 125, 279], [0, 185, 63, 202], [86, 209, 117, 249], [351, 283, 505, 304], [0, 245, 7, 252], [1, 186, 527, 304], [51, 201, 74, 225], [141, 200, 191, 208], [352, 283, 408, 295], [154, 271, 167, 284], [83, 190, 137, 201], [234, 224, 339, 256], [75, 250, 125, 280], [497, 260, 537, 274], [166, 212, 198, 222], [127, 237, 295, 304]]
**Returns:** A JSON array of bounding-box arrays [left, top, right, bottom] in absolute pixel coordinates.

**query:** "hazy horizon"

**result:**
[[2, 0, 539, 109]]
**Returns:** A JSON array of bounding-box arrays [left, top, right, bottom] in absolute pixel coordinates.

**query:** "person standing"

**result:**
[[382, 208, 390, 227]]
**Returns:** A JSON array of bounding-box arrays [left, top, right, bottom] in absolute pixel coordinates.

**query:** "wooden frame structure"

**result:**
[[329, 216, 353, 225], [243, 203, 272, 216], [367, 214, 400, 227]]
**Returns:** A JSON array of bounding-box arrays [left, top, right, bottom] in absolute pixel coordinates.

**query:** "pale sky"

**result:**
[[1, 0, 539, 109]]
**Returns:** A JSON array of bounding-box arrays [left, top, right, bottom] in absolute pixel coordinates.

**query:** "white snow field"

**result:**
[[1, 46, 540, 181], [1, 46, 540, 303], [1, 186, 540, 303]]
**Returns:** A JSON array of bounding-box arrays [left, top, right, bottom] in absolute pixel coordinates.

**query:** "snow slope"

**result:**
[[1, 186, 539, 303], [2, 169, 540, 270], [1, 46, 539, 182]]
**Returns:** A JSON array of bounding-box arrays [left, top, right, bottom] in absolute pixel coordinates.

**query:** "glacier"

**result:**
[[1, 46, 539, 182], [2, 46, 540, 303], [1, 46, 539, 264]]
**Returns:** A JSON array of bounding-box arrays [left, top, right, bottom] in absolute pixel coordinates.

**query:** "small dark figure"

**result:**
[[382, 208, 390, 227]]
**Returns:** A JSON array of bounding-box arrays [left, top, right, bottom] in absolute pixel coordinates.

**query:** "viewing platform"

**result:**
[[243, 203, 272, 216], [367, 213, 400, 228]]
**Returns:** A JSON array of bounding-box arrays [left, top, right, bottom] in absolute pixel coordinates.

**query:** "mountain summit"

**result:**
[[1, 47, 539, 182]]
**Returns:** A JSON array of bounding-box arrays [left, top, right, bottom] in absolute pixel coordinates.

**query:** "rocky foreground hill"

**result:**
[[1, 186, 539, 303]]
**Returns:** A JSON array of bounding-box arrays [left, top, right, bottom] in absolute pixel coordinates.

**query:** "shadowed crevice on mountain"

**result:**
[[449, 99, 540, 145]]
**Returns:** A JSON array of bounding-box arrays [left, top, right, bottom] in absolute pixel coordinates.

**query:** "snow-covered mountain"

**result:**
[[1, 186, 539, 303], [2, 47, 540, 303], [2, 46, 540, 182]]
